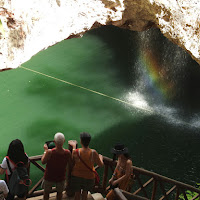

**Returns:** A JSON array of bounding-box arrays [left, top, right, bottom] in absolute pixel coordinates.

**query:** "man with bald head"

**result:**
[[41, 132, 72, 200]]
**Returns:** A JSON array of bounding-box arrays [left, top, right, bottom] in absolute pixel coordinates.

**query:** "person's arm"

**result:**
[[93, 150, 104, 167], [112, 159, 132, 186], [0, 166, 6, 175], [2, 181, 9, 198], [109, 162, 119, 185], [66, 151, 73, 188], [41, 144, 51, 164], [4, 193, 8, 198], [67, 151, 73, 172], [68, 140, 77, 151], [0, 158, 7, 175]]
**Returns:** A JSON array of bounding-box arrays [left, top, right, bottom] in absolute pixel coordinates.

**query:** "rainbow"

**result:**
[[139, 49, 174, 99]]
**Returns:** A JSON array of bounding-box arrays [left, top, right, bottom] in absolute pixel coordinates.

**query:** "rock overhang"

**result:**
[[0, 0, 200, 71]]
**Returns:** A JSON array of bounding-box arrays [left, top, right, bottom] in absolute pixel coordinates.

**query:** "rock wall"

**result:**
[[0, 0, 199, 70]]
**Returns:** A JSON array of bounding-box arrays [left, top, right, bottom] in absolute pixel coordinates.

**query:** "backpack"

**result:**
[[6, 156, 32, 196]]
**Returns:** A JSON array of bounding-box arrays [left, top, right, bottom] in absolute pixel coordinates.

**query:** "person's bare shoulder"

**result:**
[[127, 159, 132, 167], [46, 149, 52, 155], [127, 159, 132, 164], [72, 149, 78, 158], [92, 149, 99, 157], [92, 149, 97, 153]]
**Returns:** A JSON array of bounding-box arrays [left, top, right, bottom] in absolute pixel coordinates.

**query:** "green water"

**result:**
[[1, 26, 200, 187], [0, 26, 144, 185]]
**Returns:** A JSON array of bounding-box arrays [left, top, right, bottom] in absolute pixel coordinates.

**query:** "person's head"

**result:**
[[54, 132, 65, 147], [80, 132, 91, 148], [7, 139, 28, 164], [111, 143, 131, 160]]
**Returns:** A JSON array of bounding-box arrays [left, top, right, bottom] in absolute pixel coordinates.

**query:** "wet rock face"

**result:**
[[0, 0, 199, 70]]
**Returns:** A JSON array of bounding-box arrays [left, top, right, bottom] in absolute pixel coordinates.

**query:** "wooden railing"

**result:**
[[27, 155, 46, 197], [28, 155, 200, 200]]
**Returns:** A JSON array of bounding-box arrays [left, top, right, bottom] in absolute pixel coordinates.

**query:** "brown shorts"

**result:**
[[43, 179, 66, 193]]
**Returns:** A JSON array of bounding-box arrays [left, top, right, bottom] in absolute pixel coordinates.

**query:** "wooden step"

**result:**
[[90, 193, 105, 200], [27, 192, 105, 200]]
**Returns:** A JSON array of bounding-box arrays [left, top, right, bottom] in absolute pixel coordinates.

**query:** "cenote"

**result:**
[[0, 26, 200, 187]]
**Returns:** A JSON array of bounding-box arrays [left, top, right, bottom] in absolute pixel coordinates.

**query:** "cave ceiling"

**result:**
[[0, 0, 199, 71]]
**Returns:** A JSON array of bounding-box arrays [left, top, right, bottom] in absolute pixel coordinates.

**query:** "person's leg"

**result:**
[[55, 181, 65, 200], [6, 192, 14, 200], [56, 192, 62, 200], [43, 180, 53, 200], [70, 176, 82, 199], [74, 190, 81, 200], [82, 191, 88, 200], [17, 193, 27, 200], [18, 197, 26, 200], [43, 191, 50, 200], [82, 178, 95, 200]]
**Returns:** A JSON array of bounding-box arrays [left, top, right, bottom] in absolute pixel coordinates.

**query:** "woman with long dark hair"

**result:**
[[0, 139, 29, 200], [106, 143, 133, 200]]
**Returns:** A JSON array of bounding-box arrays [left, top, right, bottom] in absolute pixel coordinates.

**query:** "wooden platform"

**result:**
[[28, 192, 105, 200]]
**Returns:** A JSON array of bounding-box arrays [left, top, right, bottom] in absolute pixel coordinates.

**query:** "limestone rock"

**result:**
[[0, 0, 200, 70]]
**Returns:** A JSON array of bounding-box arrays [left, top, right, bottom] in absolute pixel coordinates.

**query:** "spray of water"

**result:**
[[124, 29, 200, 129]]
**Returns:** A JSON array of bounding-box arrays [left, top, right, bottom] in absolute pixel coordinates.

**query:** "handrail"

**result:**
[[102, 156, 200, 194], [114, 188, 128, 200], [131, 165, 200, 193], [27, 155, 200, 200], [114, 188, 149, 200]]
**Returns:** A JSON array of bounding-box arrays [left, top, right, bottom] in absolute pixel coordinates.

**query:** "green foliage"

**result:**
[[179, 184, 200, 200], [0, 19, 3, 29], [0, 19, 5, 37]]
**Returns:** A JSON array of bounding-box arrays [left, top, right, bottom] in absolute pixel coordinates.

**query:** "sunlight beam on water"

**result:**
[[20, 66, 200, 130], [20, 66, 154, 114], [126, 91, 153, 113]]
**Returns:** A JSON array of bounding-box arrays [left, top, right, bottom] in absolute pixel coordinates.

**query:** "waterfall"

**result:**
[[124, 28, 200, 128]]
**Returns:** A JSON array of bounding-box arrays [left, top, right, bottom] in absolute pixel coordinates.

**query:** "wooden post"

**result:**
[[102, 164, 109, 191], [151, 179, 157, 200], [175, 187, 180, 200], [134, 173, 148, 198], [30, 160, 45, 172], [159, 181, 168, 200], [134, 177, 154, 194], [160, 185, 176, 200], [28, 176, 44, 196]]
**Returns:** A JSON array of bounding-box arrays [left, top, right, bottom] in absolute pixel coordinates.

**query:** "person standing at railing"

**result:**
[[68, 132, 104, 200], [41, 132, 72, 200], [0, 139, 29, 200], [106, 143, 132, 200]]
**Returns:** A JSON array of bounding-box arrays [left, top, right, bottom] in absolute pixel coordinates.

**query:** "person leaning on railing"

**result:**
[[41, 132, 72, 200], [68, 132, 104, 200], [106, 143, 132, 200]]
